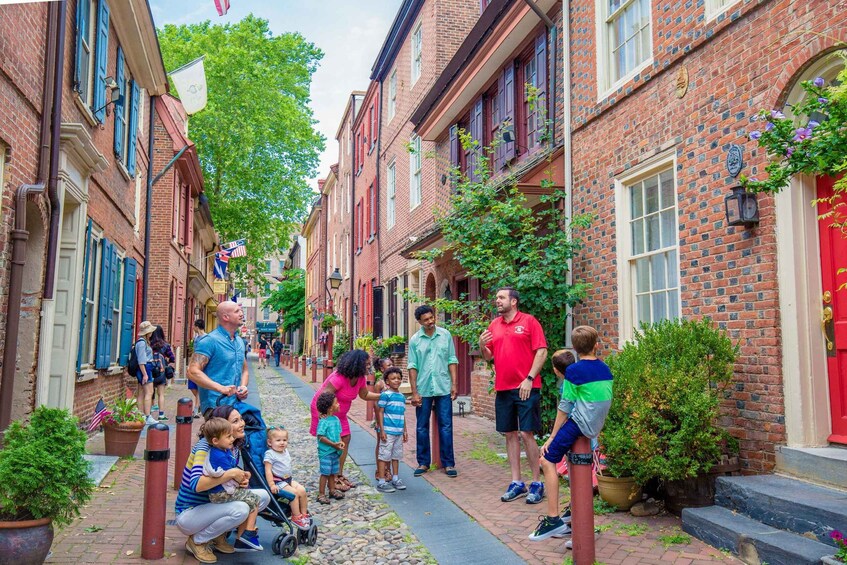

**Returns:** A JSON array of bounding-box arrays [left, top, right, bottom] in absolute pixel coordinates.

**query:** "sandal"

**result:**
[[317, 494, 330, 505], [339, 474, 357, 488], [329, 490, 345, 500], [334, 479, 350, 492]]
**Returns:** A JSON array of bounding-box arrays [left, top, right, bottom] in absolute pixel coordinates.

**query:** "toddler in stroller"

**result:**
[[228, 399, 319, 558]]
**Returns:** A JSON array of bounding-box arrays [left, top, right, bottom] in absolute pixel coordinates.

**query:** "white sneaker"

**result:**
[[145, 415, 158, 426]]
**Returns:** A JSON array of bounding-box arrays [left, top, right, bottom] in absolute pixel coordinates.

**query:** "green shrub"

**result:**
[[601, 318, 738, 485], [333, 328, 350, 362], [0, 406, 94, 526], [373, 335, 406, 359]]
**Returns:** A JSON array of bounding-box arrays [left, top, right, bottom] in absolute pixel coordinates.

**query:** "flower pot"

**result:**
[[390, 343, 406, 355], [103, 421, 145, 457], [0, 517, 54, 565], [822, 556, 844, 565], [596, 474, 642, 511]]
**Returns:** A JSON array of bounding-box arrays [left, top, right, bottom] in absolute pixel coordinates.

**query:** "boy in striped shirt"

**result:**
[[375, 367, 408, 493], [530, 325, 613, 541]]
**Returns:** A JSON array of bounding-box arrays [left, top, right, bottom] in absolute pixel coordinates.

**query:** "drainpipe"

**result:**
[[522, 0, 557, 145], [562, 0, 574, 345], [141, 96, 157, 320], [349, 94, 357, 346], [1, 0, 64, 433]]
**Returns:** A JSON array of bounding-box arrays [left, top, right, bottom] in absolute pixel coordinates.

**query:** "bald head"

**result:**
[[216, 301, 244, 334]]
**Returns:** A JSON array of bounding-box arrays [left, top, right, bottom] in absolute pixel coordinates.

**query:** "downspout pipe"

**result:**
[[142, 95, 157, 320], [1, 0, 63, 433]]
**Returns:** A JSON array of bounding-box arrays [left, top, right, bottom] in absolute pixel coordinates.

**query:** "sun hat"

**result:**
[[138, 321, 156, 336]]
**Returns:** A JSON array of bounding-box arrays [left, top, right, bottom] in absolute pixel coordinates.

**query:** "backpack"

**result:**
[[151, 351, 167, 384], [127, 338, 144, 375]]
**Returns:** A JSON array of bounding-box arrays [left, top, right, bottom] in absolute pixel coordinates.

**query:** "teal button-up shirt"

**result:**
[[407, 326, 459, 398]]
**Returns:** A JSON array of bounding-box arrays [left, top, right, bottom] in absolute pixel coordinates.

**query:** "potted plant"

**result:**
[[103, 396, 146, 457], [596, 381, 643, 511], [320, 314, 342, 332], [384, 335, 406, 356], [823, 530, 847, 565], [603, 318, 739, 515], [0, 407, 94, 564]]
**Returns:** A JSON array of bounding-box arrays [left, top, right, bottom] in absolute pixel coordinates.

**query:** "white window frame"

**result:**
[[344, 233, 350, 279], [411, 23, 423, 85], [596, 0, 653, 101], [387, 159, 396, 228], [81, 224, 104, 370], [409, 136, 421, 210], [110, 247, 126, 365], [118, 60, 133, 167], [614, 149, 680, 345], [389, 69, 397, 120], [705, 0, 742, 21]]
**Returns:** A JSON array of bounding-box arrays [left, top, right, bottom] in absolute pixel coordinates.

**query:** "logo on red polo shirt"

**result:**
[[514, 326, 526, 334]]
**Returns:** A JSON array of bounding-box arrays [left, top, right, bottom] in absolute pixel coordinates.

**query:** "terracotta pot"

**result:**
[[103, 421, 145, 457], [597, 474, 643, 511], [0, 517, 53, 565]]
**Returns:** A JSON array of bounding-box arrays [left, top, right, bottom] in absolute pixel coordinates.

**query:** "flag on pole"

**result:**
[[214, 0, 231, 16], [87, 398, 111, 432], [168, 56, 208, 115], [221, 239, 247, 258]]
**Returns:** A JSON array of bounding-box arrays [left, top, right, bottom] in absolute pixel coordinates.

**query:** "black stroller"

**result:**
[[228, 400, 319, 557]]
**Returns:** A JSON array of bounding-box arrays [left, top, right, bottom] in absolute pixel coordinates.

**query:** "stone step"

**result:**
[[682, 505, 834, 565], [715, 475, 847, 548], [776, 446, 847, 491]]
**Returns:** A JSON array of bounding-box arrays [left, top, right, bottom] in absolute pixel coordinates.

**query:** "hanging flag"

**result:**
[[214, 251, 229, 279], [214, 0, 231, 16], [221, 239, 247, 258], [168, 56, 208, 115]]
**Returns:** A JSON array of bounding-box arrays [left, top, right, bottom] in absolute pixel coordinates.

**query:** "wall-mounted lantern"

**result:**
[[724, 186, 759, 228]]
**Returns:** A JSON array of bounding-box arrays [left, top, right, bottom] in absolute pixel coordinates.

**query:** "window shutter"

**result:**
[[176, 281, 185, 347], [92, 0, 110, 123], [95, 239, 113, 369], [127, 80, 140, 175], [449, 124, 459, 186], [178, 185, 187, 245], [469, 97, 483, 182], [114, 47, 125, 158], [503, 64, 516, 161], [172, 178, 180, 240], [119, 257, 137, 365], [74, 0, 89, 92], [373, 285, 384, 338], [495, 72, 505, 170], [76, 219, 93, 372], [185, 192, 194, 254], [535, 33, 548, 144]]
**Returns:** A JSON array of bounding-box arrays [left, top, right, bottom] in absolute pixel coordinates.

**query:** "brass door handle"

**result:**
[[823, 306, 834, 351]]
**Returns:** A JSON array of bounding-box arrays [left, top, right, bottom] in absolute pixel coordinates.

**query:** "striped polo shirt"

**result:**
[[377, 390, 406, 436], [559, 359, 614, 439]]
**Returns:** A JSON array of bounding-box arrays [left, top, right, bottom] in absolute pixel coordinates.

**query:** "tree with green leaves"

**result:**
[[263, 268, 305, 335], [157, 16, 324, 284]]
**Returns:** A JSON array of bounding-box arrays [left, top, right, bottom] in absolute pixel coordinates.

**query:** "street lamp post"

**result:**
[[325, 268, 343, 373]]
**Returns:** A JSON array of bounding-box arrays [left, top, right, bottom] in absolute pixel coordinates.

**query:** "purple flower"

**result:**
[[831, 530, 844, 542], [771, 110, 786, 119], [819, 97, 829, 105], [793, 127, 812, 142], [808, 120, 820, 129], [765, 122, 775, 131], [814, 77, 825, 88], [786, 147, 795, 158], [749, 131, 762, 140]]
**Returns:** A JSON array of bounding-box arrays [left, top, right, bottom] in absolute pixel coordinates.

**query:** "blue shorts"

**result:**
[[187, 380, 198, 391], [136, 362, 154, 385], [543, 419, 584, 464], [319, 452, 340, 476]]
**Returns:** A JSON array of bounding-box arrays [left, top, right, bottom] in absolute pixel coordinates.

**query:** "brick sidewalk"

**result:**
[[290, 363, 740, 565]]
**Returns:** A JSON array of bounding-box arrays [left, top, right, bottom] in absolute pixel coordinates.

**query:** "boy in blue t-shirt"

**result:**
[[316, 391, 345, 504], [375, 367, 408, 493]]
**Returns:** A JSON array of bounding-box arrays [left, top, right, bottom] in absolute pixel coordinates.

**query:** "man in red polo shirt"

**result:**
[[479, 287, 548, 504]]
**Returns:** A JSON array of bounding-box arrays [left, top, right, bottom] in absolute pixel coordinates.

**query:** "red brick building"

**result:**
[[0, 0, 168, 428], [351, 80, 383, 337], [302, 197, 323, 357]]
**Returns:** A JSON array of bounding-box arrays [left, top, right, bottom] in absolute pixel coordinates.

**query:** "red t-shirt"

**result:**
[[486, 311, 547, 391]]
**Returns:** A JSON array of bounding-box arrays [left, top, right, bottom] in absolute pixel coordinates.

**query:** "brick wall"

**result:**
[[568, 0, 847, 472]]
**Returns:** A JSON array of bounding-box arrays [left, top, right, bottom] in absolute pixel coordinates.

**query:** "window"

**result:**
[[279, 260, 285, 273], [113, 49, 140, 175], [110, 250, 124, 362], [369, 104, 377, 150], [387, 160, 396, 228], [411, 23, 422, 84], [388, 70, 397, 120], [388, 278, 398, 337], [263, 307, 270, 320], [80, 226, 102, 369], [356, 200, 363, 251], [369, 181, 377, 238], [706, 0, 741, 18], [75, 0, 110, 122], [345, 233, 350, 277], [333, 233, 337, 270], [616, 164, 679, 342], [522, 34, 547, 150], [601, 0, 652, 90], [409, 135, 422, 210], [345, 173, 350, 214], [265, 260, 271, 273]]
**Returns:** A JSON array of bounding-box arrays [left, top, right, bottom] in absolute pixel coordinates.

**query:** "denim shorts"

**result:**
[[319, 452, 340, 476]]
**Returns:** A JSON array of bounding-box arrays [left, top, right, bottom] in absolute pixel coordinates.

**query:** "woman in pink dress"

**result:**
[[310, 349, 380, 491]]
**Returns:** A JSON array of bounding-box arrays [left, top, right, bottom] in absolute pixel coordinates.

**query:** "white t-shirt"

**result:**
[[263, 448, 292, 479]]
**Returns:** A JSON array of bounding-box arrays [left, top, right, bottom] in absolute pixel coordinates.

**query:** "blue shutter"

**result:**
[[74, 0, 90, 92], [503, 64, 516, 161], [94, 239, 112, 369], [127, 80, 140, 175], [118, 258, 137, 365], [114, 47, 125, 158], [75, 218, 93, 372], [92, 0, 110, 123]]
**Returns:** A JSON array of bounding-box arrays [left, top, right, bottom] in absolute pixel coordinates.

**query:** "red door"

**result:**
[[817, 175, 847, 444]]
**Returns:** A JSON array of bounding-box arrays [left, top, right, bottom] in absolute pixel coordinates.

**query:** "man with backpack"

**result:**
[[272, 338, 283, 367]]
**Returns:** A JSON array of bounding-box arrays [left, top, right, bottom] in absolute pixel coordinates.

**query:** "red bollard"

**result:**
[[311, 356, 317, 382], [569, 436, 595, 564], [294, 355, 299, 372], [142, 423, 170, 560], [301, 356, 307, 377], [173, 398, 193, 490]]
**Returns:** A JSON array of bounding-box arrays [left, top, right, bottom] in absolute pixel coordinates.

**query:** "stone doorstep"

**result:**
[[775, 445, 847, 491]]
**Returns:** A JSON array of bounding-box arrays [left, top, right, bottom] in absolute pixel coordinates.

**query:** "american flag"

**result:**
[[221, 239, 247, 258], [214, 0, 230, 16], [87, 398, 111, 432]]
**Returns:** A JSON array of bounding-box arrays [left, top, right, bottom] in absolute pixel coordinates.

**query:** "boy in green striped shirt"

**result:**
[[529, 325, 613, 541]]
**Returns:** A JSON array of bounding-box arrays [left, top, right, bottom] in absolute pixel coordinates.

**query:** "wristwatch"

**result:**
[[525, 375, 534, 382]]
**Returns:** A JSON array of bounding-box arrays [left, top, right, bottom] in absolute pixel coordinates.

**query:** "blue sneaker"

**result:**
[[500, 481, 528, 502], [234, 530, 263, 552], [526, 481, 544, 504]]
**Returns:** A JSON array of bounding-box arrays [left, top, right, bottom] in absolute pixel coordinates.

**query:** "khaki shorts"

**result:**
[[209, 488, 261, 512], [378, 433, 404, 462]]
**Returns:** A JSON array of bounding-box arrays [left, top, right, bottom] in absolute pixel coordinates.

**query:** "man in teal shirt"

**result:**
[[408, 305, 459, 478]]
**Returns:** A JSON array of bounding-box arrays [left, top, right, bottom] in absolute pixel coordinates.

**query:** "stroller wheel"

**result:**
[[280, 533, 298, 558], [307, 524, 318, 546], [271, 532, 284, 555]]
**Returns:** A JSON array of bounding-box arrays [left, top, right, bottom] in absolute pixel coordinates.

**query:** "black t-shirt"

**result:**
[[258, 339, 267, 349]]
